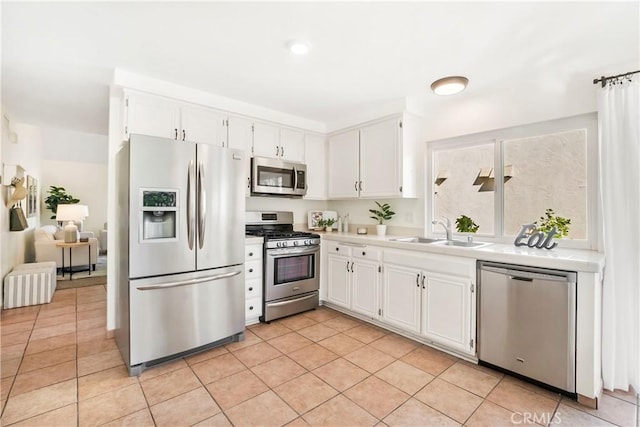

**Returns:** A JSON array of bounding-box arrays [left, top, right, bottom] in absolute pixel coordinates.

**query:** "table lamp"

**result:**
[[56, 204, 89, 243]]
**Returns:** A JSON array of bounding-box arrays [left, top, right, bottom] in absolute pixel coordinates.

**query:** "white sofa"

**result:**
[[34, 225, 99, 271], [99, 222, 107, 254]]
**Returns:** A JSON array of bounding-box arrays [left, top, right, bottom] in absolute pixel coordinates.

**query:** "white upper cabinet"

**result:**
[[125, 93, 180, 140], [253, 122, 305, 162], [279, 128, 305, 162], [125, 92, 228, 146], [359, 119, 400, 197], [227, 116, 254, 196], [328, 129, 359, 198], [181, 105, 227, 146], [327, 114, 420, 199], [304, 134, 327, 200], [252, 122, 281, 158]]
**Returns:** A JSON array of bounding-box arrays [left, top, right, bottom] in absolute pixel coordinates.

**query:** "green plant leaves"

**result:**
[[534, 208, 571, 238], [44, 186, 80, 219], [455, 215, 479, 233], [369, 201, 395, 225]]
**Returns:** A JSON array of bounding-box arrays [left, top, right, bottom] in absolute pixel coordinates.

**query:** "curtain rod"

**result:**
[[593, 70, 639, 88]]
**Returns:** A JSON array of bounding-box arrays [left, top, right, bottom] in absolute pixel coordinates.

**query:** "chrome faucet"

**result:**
[[432, 218, 453, 241]]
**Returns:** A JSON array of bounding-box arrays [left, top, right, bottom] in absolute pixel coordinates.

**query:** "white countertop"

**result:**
[[320, 231, 605, 273], [244, 236, 264, 244]]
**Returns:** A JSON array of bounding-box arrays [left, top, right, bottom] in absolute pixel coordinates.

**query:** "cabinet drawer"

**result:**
[[325, 241, 351, 255], [246, 279, 262, 299], [245, 260, 262, 280], [352, 247, 381, 261], [245, 297, 262, 318], [245, 245, 263, 260]]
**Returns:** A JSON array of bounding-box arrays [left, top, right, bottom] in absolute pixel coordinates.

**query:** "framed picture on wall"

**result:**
[[26, 175, 37, 218]]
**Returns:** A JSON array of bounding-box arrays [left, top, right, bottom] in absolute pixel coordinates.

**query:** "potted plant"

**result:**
[[455, 215, 479, 233], [535, 208, 571, 238], [322, 218, 336, 232], [369, 201, 395, 236], [44, 186, 80, 220]]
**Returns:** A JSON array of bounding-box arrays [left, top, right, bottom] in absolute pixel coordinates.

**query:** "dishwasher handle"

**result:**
[[480, 264, 573, 283]]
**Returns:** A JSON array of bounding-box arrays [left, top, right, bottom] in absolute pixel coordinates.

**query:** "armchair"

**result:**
[[34, 225, 99, 270]]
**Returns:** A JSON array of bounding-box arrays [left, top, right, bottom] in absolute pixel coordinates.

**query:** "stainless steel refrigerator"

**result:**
[[116, 134, 245, 375]]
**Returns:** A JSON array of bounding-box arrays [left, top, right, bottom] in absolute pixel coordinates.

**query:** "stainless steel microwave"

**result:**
[[251, 156, 307, 197]]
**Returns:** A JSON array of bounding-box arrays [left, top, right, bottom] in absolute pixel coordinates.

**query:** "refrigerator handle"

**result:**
[[197, 161, 206, 249], [187, 160, 196, 250]]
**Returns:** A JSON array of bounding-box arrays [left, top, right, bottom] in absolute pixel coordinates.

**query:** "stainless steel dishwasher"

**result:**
[[478, 261, 576, 394]]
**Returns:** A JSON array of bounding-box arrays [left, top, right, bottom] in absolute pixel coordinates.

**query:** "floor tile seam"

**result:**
[[82, 383, 149, 427], [385, 396, 462, 426], [1, 319, 36, 412], [10, 360, 78, 399], [1, 402, 78, 427], [139, 367, 204, 407], [604, 390, 640, 407], [482, 395, 555, 425], [341, 379, 410, 422], [560, 400, 637, 427], [433, 370, 497, 400]]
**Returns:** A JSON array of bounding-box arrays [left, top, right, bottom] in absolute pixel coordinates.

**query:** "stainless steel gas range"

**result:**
[[246, 211, 320, 322]]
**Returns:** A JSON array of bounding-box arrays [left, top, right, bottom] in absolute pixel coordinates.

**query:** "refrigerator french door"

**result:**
[[116, 134, 246, 375]]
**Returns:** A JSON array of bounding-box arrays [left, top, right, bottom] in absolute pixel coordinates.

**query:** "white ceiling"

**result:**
[[2, 1, 638, 136]]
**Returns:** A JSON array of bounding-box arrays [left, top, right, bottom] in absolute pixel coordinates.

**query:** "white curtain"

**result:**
[[598, 72, 640, 393]]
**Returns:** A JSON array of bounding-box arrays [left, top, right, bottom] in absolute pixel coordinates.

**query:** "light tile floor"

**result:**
[[1, 285, 638, 426]]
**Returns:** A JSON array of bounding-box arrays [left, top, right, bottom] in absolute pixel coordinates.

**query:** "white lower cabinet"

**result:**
[[422, 272, 473, 353], [323, 241, 477, 357], [325, 242, 381, 316], [244, 243, 263, 325], [381, 263, 421, 334]]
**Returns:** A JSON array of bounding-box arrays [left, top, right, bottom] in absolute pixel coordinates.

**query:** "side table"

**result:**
[[55, 241, 91, 280]]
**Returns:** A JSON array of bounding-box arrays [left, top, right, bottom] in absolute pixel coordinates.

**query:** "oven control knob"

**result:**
[[293, 241, 299, 246], [282, 241, 288, 247], [305, 240, 311, 245], [276, 242, 281, 248]]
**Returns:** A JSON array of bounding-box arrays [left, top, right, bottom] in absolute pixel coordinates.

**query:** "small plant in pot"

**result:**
[[317, 218, 336, 232], [455, 215, 479, 233], [535, 208, 571, 238], [369, 201, 395, 236]]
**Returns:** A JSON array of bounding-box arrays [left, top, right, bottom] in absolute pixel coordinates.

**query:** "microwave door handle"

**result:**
[[198, 162, 206, 249], [293, 166, 298, 191], [187, 160, 195, 250]]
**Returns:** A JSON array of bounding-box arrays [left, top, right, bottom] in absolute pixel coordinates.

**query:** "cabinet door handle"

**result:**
[[359, 181, 363, 191], [249, 268, 254, 273], [247, 177, 250, 189], [346, 261, 350, 272], [249, 306, 254, 311], [350, 261, 354, 272], [276, 146, 280, 157], [281, 146, 285, 157], [248, 252, 253, 257], [416, 273, 420, 287], [336, 247, 339, 251], [182, 129, 186, 141], [248, 287, 253, 291], [354, 181, 358, 191], [421, 275, 425, 289], [174, 128, 178, 140], [362, 251, 366, 256]]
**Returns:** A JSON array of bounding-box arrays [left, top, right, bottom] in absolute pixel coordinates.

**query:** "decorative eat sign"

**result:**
[[514, 223, 558, 250]]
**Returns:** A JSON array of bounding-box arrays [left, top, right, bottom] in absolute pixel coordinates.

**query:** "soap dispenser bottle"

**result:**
[[337, 216, 343, 233], [343, 213, 349, 233]]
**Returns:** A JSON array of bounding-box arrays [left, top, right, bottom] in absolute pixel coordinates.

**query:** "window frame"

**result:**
[[425, 113, 599, 250]]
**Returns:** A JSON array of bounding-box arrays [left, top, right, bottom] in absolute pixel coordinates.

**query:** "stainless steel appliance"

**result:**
[[251, 156, 307, 197], [245, 211, 320, 322], [478, 261, 577, 395], [116, 134, 246, 375]]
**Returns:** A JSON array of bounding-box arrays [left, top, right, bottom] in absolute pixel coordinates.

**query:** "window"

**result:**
[[427, 114, 597, 249]]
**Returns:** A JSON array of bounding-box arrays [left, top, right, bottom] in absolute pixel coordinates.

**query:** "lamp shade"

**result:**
[[56, 204, 89, 222]]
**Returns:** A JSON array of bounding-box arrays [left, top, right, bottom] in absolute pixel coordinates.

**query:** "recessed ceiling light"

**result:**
[[287, 40, 311, 55], [430, 76, 469, 95]]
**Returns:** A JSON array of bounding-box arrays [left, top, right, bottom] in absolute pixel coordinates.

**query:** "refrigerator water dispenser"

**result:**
[[140, 189, 178, 241]]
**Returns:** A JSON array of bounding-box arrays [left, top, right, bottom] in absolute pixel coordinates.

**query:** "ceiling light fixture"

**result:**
[[430, 76, 469, 95], [287, 40, 311, 55]]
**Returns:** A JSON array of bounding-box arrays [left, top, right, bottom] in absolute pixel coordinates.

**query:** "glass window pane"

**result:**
[[433, 143, 495, 235], [503, 129, 587, 239]]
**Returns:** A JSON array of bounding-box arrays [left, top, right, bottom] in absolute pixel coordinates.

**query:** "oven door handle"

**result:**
[[266, 293, 318, 307], [267, 246, 319, 256]]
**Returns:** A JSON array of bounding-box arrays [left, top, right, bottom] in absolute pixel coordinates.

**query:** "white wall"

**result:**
[[40, 127, 108, 235], [1, 111, 43, 299], [247, 197, 329, 229]]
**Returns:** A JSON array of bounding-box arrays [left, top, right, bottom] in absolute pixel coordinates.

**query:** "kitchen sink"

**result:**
[[390, 236, 444, 244], [431, 240, 491, 248], [390, 236, 491, 248]]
